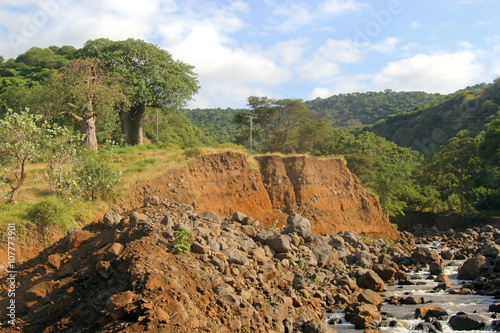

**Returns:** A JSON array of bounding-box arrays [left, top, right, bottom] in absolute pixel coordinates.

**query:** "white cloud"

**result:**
[[320, 0, 368, 15], [371, 51, 485, 93], [410, 21, 421, 29], [266, 38, 308, 65], [271, 0, 367, 31], [367, 36, 399, 54], [457, 41, 475, 49]]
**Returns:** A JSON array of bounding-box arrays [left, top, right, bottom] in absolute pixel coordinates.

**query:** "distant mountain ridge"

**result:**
[[369, 80, 500, 155]]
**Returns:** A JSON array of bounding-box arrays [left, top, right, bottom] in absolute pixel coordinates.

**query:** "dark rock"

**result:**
[[284, 213, 311, 238], [143, 195, 161, 206], [415, 306, 448, 320], [354, 310, 382, 329], [303, 318, 336, 333], [448, 314, 487, 330], [312, 244, 339, 267], [428, 261, 444, 275], [103, 211, 122, 227], [457, 255, 487, 280], [489, 303, 500, 313], [265, 234, 291, 253], [357, 270, 385, 292], [372, 264, 396, 282], [358, 289, 383, 308], [198, 211, 224, 223], [232, 211, 247, 222], [414, 322, 438, 332], [411, 247, 440, 265]]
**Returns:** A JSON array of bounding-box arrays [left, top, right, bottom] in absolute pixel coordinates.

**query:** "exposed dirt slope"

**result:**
[[114, 152, 397, 239]]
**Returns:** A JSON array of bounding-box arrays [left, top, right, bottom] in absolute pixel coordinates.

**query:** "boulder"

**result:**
[[354, 310, 382, 329], [457, 255, 487, 280], [129, 211, 150, 226], [441, 249, 454, 260], [489, 303, 500, 313], [415, 306, 448, 320], [143, 195, 161, 206], [198, 211, 224, 224], [312, 244, 339, 267], [222, 248, 248, 265], [411, 247, 440, 265], [448, 313, 487, 330], [414, 322, 439, 332], [284, 214, 311, 238], [214, 285, 241, 309], [434, 273, 450, 282], [357, 289, 383, 308], [372, 264, 396, 282], [232, 211, 247, 222], [357, 270, 385, 292], [355, 251, 373, 268], [303, 318, 337, 333], [103, 211, 122, 227], [265, 234, 292, 253], [328, 235, 345, 249], [429, 260, 444, 275], [483, 241, 500, 257]]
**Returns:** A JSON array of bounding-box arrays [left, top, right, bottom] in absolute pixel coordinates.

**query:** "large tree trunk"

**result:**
[[120, 103, 147, 145], [82, 115, 98, 151]]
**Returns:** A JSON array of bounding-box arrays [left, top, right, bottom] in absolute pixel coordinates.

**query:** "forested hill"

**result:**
[[184, 91, 444, 143], [369, 80, 500, 155], [305, 90, 443, 127], [182, 108, 243, 144]]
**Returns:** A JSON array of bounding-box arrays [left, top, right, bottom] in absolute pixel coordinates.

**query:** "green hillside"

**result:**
[[305, 90, 443, 127], [369, 80, 500, 155]]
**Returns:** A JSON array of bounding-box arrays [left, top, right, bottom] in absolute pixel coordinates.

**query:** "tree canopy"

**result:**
[[78, 38, 200, 145]]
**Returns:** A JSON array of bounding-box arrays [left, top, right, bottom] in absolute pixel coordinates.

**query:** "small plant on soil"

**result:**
[[171, 228, 191, 254]]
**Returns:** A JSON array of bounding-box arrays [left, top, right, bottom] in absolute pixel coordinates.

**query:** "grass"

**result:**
[[0, 144, 256, 243]]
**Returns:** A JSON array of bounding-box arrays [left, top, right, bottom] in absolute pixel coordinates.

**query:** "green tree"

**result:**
[[78, 38, 200, 145], [0, 108, 46, 202], [316, 131, 421, 217], [430, 134, 480, 216], [238, 96, 328, 153], [39, 57, 128, 151]]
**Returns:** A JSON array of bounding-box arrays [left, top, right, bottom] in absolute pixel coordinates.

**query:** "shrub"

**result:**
[[182, 147, 203, 159], [27, 197, 76, 229]]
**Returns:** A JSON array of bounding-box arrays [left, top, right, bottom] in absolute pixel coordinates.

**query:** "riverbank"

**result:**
[[1, 196, 500, 332]]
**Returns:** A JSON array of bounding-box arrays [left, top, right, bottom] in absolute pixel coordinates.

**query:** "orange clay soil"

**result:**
[[113, 152, 398, 240]]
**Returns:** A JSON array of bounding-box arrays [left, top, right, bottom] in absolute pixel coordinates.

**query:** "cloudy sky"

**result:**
[[1, 0, 499, 108]]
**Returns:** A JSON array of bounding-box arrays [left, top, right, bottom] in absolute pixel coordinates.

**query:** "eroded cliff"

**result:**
[[115, 152, 398, 239]]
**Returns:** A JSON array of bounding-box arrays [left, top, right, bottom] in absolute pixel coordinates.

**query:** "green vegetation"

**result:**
[[1, 40, 499, 232], [27, 197, 79, 229], [171, 228, 191, 254], [234, 96, 331, 153], [370, 80, 500, 156], [306, 89, 443, 127]]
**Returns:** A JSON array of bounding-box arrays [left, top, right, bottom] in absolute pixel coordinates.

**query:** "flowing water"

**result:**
[[325, 242, 498, 332]]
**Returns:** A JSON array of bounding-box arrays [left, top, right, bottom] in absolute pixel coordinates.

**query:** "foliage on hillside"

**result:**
[[0, 44, 207, 150], [181, 107, 242, 144], [306, 89, 443, 127], [370, 80, 500, 155]]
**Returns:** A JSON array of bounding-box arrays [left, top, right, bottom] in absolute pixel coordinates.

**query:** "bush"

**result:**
[[27, 197, 76, 229], [182, 147, 203, 159]]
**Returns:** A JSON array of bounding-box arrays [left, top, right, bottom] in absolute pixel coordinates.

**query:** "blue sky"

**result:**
[[1, 0, 499, 108]]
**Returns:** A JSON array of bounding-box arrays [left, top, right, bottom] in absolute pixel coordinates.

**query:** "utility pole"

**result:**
[[247, 115, 256, 153]]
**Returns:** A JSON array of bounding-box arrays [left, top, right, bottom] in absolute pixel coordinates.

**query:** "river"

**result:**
[[325, 241, 498, 332]]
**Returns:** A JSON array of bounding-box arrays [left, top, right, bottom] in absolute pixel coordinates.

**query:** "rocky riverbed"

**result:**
[[1, 196, 500, 332]]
